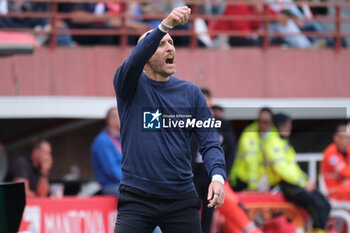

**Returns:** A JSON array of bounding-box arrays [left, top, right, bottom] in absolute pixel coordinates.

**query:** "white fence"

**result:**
[[296, 153, 323, 183]]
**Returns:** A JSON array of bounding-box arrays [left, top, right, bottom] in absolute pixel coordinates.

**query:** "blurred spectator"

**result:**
[[103, 2, 152, 43], [91, 107, 122, 196], [4, 1, 48, 28], [275, 0, 348, 48], [229, 107, 276, 191], [0, 0, 74, 46], [60, 2, 150, 46], [264, 0, 331, 48], [264, 113, 330, 232], [212, 105, 225, 119], [192, 88, 236, 233], [6, 139, 53, 197], [321, 123, 350, 200], [195, 92, 260, 233], [0, 143, 8, 182], [209, 0, 301, 48], [194, 95, 260, 233], [210, 104, 236, 175], [199, 0, 226, 15], [191, 88, 215, 233], [132, 1, 185, 28], [0, 0, 8, 14], [308, 0, 328, 16], [209, 0, 273, 47], [60, 2, 117, 45], [132, 1, 190, 46]]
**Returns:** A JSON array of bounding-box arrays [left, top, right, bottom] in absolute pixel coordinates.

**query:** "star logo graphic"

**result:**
[[143, 109, 162, 129], [151, 109, 162, 122]]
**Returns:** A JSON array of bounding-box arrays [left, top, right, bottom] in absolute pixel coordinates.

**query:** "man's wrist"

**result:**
[[40, 173, 48, 178], [40, 170, 49, 177], [212, 174, 225, 185], [158, 21, 173, 33]]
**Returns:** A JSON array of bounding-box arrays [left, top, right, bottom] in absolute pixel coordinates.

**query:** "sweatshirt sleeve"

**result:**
[[94, 137, 122, 182], [113, 27, 167, 100], [193, 87, 226, 180], [265, 138, 307, 188], [91, 134, 123, 183], [240, 134, 260, 190]]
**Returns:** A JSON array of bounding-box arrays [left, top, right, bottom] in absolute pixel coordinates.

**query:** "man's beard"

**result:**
[[147, 61, 175, 78]]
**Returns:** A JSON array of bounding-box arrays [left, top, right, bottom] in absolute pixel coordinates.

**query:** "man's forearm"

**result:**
[[127, 27, 166, 68], [114, 27, 166, 99], [36, 175, 50, 197], [14, 178, 36, 197]]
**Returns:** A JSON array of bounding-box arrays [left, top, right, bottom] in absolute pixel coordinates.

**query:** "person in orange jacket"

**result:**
[[321, 123, 350, 200]]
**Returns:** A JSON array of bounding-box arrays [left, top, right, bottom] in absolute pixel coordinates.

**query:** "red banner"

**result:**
[[18, 196, 118, 233]]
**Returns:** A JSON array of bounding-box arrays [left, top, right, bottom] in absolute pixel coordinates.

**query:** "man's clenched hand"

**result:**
[[162, 6, 191, 29]]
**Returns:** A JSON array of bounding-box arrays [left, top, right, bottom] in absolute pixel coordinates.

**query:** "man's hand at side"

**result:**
[[40, 153, 53, 176], [207, 180, 225, 208], [306, 179, 316, 192], [161, 6, 191, 31]]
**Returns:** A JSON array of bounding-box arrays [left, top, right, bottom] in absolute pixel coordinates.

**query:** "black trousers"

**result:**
[[193, 163, 214, 233], [232, 178, 248, 192], [114, 190, 202, 233], [279, 181, 331, 229]]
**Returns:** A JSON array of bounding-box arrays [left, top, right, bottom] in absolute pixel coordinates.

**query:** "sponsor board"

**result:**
[[18, 197, 117, 233]]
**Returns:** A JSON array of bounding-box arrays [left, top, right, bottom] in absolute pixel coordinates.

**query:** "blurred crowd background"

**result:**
[[0, 0, 350, 48]]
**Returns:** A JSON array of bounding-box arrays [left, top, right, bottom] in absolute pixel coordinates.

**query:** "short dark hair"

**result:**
[[334, 123, 347, 135], [212, 105, 224, 111], [273, 113, 291, 128], [259, 107, 273, 117], [30, 139, 49, 153], [200, 88, 211, 98]]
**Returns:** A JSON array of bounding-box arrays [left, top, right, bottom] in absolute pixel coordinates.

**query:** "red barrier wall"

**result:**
[[19, 196, 117, 233], [0, 47, 349, 98]]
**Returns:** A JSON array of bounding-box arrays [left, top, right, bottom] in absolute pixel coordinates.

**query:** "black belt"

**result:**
[[119, 185, 198, 200]]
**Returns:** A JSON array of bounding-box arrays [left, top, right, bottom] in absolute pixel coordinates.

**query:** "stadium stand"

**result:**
[[0, 0, 349, 49]]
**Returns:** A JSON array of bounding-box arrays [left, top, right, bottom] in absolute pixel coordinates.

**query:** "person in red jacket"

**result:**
[[209, 0, 280, 47], [321, 124, 350, 200]]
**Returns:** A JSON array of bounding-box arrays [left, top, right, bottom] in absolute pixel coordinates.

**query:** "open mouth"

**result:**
[[165, 56, 174, 65]]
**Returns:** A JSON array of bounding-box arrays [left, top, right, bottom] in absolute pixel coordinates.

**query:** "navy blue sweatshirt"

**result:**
[[113, 27, 226, 196]]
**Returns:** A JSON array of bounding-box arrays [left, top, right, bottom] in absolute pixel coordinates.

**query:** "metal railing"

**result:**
[[1, 0, 349, 50], [296, 153, 323, 184]]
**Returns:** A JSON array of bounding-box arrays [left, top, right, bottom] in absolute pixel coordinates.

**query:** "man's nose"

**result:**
[[166, 43, 175, 51]]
